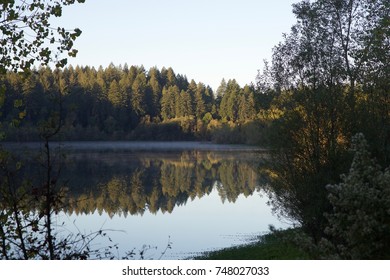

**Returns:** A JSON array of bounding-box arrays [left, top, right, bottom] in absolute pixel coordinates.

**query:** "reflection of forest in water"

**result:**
[[58, 151, 263, 216]]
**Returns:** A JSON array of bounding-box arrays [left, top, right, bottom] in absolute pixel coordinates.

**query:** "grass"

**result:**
[[194, 228, 310, 260]]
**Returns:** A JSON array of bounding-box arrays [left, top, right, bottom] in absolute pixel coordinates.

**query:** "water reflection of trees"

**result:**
[[60, 151, 262, 216]]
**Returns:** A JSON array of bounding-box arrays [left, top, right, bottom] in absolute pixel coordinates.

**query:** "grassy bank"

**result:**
[[195, 228, 310, 260]]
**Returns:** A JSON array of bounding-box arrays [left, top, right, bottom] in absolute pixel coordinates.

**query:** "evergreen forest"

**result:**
[[0, 64, 263, 143]]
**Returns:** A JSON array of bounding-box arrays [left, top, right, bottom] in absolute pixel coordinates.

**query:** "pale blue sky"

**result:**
[[56, 0, 298, 90]]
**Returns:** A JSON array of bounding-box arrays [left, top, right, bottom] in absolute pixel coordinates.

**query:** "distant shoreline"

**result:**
[[1, 141, 266, 153]]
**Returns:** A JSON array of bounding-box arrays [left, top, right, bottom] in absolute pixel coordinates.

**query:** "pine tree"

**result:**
[[181, 90, 194, 117], [160, 86, 178, 121], [131, 72, 147, 116], [147, 67, 162, 117], [175, 91, 184, 118], [166, 67, 177, 87], [238, 93, 248, 122], [216, 78, 227, 99], [194, 83, 206, 120], [107, 80, 122, 107]]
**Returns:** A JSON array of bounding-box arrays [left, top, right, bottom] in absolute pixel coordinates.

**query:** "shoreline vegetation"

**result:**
[[195, 228, 310, 260]]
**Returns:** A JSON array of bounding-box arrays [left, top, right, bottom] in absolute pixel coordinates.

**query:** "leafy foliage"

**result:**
[[0, 0, 85, 74], [324, 134, 390, 259], [260, 0, 390, 244]]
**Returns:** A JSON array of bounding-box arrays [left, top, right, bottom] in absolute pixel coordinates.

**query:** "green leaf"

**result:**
[[68, 49, 78, 57], [56, 58, 68, 68], [52, 5, 62, 17], [14, 99, 23, 108], [16, 161, 22, 170]]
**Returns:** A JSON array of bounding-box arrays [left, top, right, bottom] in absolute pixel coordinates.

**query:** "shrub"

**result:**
[[324, 133, 390, 259]]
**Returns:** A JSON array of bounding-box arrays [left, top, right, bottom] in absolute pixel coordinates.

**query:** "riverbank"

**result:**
[[194, 228, 310, 260]]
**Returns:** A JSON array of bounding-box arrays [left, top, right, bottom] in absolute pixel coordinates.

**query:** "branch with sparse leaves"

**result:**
[[0, 0, 85, 74]]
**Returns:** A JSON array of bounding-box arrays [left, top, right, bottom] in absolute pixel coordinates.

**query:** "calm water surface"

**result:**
[[5, 141, 287, 259]]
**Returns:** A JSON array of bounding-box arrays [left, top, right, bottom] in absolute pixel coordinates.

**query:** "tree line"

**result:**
[[1, 64, 261, 142]]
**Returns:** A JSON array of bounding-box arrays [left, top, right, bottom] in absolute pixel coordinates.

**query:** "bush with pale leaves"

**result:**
[[325, 133, 390, 259]]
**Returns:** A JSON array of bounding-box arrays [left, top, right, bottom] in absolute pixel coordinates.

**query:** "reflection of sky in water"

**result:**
[[56, 187, 288, 259]]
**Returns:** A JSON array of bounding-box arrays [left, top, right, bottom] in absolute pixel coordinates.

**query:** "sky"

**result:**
[[55, 0, 298, 90]]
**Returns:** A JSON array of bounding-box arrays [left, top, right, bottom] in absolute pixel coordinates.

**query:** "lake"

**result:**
[[2, 141, 287, 259]]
